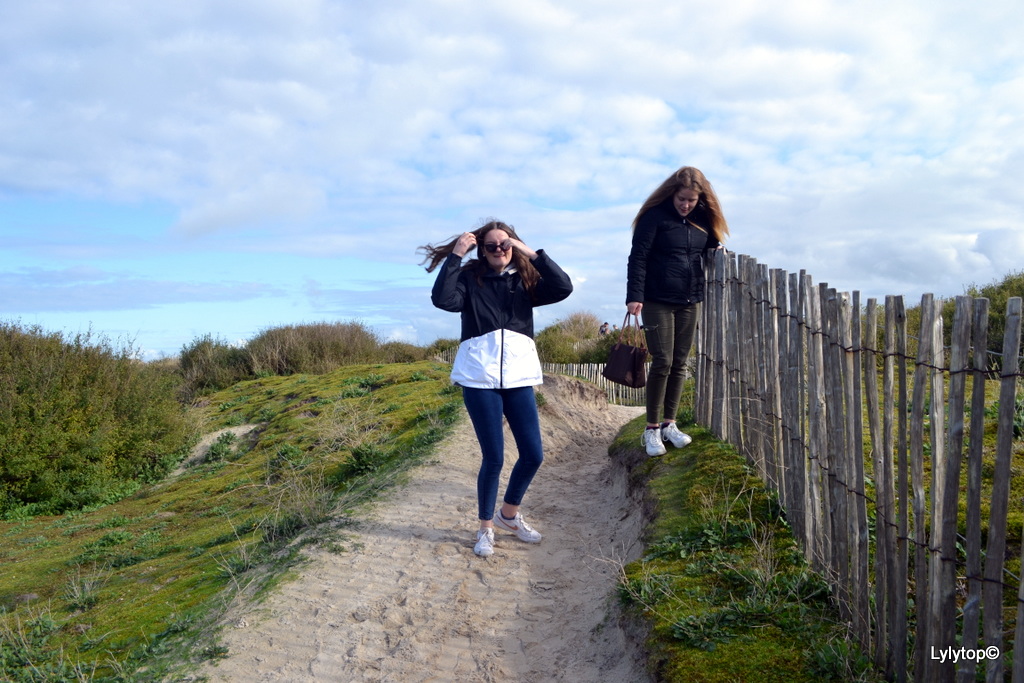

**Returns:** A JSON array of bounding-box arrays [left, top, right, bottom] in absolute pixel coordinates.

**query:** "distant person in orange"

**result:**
[[625, 166, 729, 456]]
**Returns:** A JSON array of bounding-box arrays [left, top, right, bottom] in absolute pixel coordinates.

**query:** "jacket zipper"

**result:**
[[499, 327, 506, 388], [499, 272, 515, 388]]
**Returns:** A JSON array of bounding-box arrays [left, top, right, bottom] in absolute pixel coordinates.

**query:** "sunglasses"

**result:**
[[483, 239, 512, 254]]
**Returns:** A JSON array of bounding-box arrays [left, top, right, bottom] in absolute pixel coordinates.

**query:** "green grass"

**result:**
[[0, 361, 461, 682], [613, 417, 884, 683]]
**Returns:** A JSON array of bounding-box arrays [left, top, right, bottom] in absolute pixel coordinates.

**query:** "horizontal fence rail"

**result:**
[[696, 250, 1023, 683]]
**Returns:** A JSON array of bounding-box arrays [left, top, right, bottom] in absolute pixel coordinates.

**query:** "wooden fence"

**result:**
[[696, 250, 1024, 683], [540, 362, 647, 406]]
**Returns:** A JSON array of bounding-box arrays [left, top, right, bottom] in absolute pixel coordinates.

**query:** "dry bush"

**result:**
[[558, 310, 603, 339], [378, 340, 427, 363], [178, 334, 251, 400], [246, 321, 381, 375]]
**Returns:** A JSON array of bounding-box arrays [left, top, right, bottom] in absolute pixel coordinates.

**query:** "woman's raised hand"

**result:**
[[506, 237, 538, 260], [453, 232, 477, 257]]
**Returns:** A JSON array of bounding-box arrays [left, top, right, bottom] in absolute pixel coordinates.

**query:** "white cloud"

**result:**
[[2, 0, 1023, 354]]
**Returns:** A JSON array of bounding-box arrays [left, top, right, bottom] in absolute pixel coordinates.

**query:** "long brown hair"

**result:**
[[418, 219, 540, 292], [632, 166, 730, 242]]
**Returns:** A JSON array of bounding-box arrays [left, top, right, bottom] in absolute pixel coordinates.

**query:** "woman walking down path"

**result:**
[[420, 220, 573, 557], [195, 375, 650, 682]]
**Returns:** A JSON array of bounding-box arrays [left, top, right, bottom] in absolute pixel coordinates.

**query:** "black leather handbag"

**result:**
[[601, 313, 647, 388]]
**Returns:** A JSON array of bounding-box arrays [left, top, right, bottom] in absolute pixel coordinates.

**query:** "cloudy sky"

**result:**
[[2, 0, 1023, 359]]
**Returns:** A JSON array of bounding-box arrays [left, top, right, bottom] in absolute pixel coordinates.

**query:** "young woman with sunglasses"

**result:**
[[420, 220, 573, 557], [626, 166, 729, 456]]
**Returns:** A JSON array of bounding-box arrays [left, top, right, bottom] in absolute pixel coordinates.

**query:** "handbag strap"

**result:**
[[617, 312, 645, 349]]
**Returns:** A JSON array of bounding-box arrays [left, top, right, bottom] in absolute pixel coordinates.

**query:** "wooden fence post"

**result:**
[[791, 272, 809, 554], [982, 297, 1022, 683], [1008, 295, 1024, 682], [924, 298, 966, 682], [848, 291, 870, 652], [866, 298, 891, 672], [959, 298, 989, 683], [805, 275, 828, 571], [778, 271, 802, 541], [822, 285, 851, 616], [893, 295, 910, 683], [727, 253, 743, 448], [910, 294, 935, 678], [763, 267, 783, 493]]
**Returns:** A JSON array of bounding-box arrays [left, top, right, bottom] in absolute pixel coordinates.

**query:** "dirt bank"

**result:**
[[195, 374, 652, 682]]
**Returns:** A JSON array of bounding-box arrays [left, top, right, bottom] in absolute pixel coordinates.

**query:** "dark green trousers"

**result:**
[[641, 301, 699, 425]]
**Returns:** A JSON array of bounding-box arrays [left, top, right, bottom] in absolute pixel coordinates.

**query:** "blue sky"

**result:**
[[3, 0, 1023, 359]]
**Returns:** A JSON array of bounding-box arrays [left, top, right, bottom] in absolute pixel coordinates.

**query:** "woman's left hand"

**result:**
[[508, 238, 538, 260]]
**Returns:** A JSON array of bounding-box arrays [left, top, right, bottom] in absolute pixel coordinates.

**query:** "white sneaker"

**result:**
[[493, 511, 542, 543], [643, 428, 667, 457], [661, 422, 692, 449], [474, 528, 495, 557]]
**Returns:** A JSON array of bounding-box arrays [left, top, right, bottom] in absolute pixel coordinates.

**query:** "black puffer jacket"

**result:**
[[626, 200, 719, 306]]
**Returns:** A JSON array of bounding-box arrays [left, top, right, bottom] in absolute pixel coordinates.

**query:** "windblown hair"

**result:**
[[632, 166, 730, 242], [418, 219, 541, 293]]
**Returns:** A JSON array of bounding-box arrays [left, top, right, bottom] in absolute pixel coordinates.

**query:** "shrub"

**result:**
[[535, 311, 613, 363], [0, 323, 195, 517], [535, 324, 579, 363], [245, 321, 380, 375], [378, 341, 427, 363], [558, 310, 603, 339], [578, 333, 622, 363], [178, 334, 251, 401], [425, 338, 459, 356]]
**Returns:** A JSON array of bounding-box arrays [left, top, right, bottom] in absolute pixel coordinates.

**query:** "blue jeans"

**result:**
[[642, 301, 699, 425], [461, 386, 544, 521]]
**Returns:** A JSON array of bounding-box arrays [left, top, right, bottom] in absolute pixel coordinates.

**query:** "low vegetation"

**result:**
[[177, 321, 441, 401], [613, 417, 883, 682], [0, 360, 462, 681]]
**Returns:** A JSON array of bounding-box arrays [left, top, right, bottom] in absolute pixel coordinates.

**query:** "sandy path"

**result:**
[[196, 374, 651, 682]]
